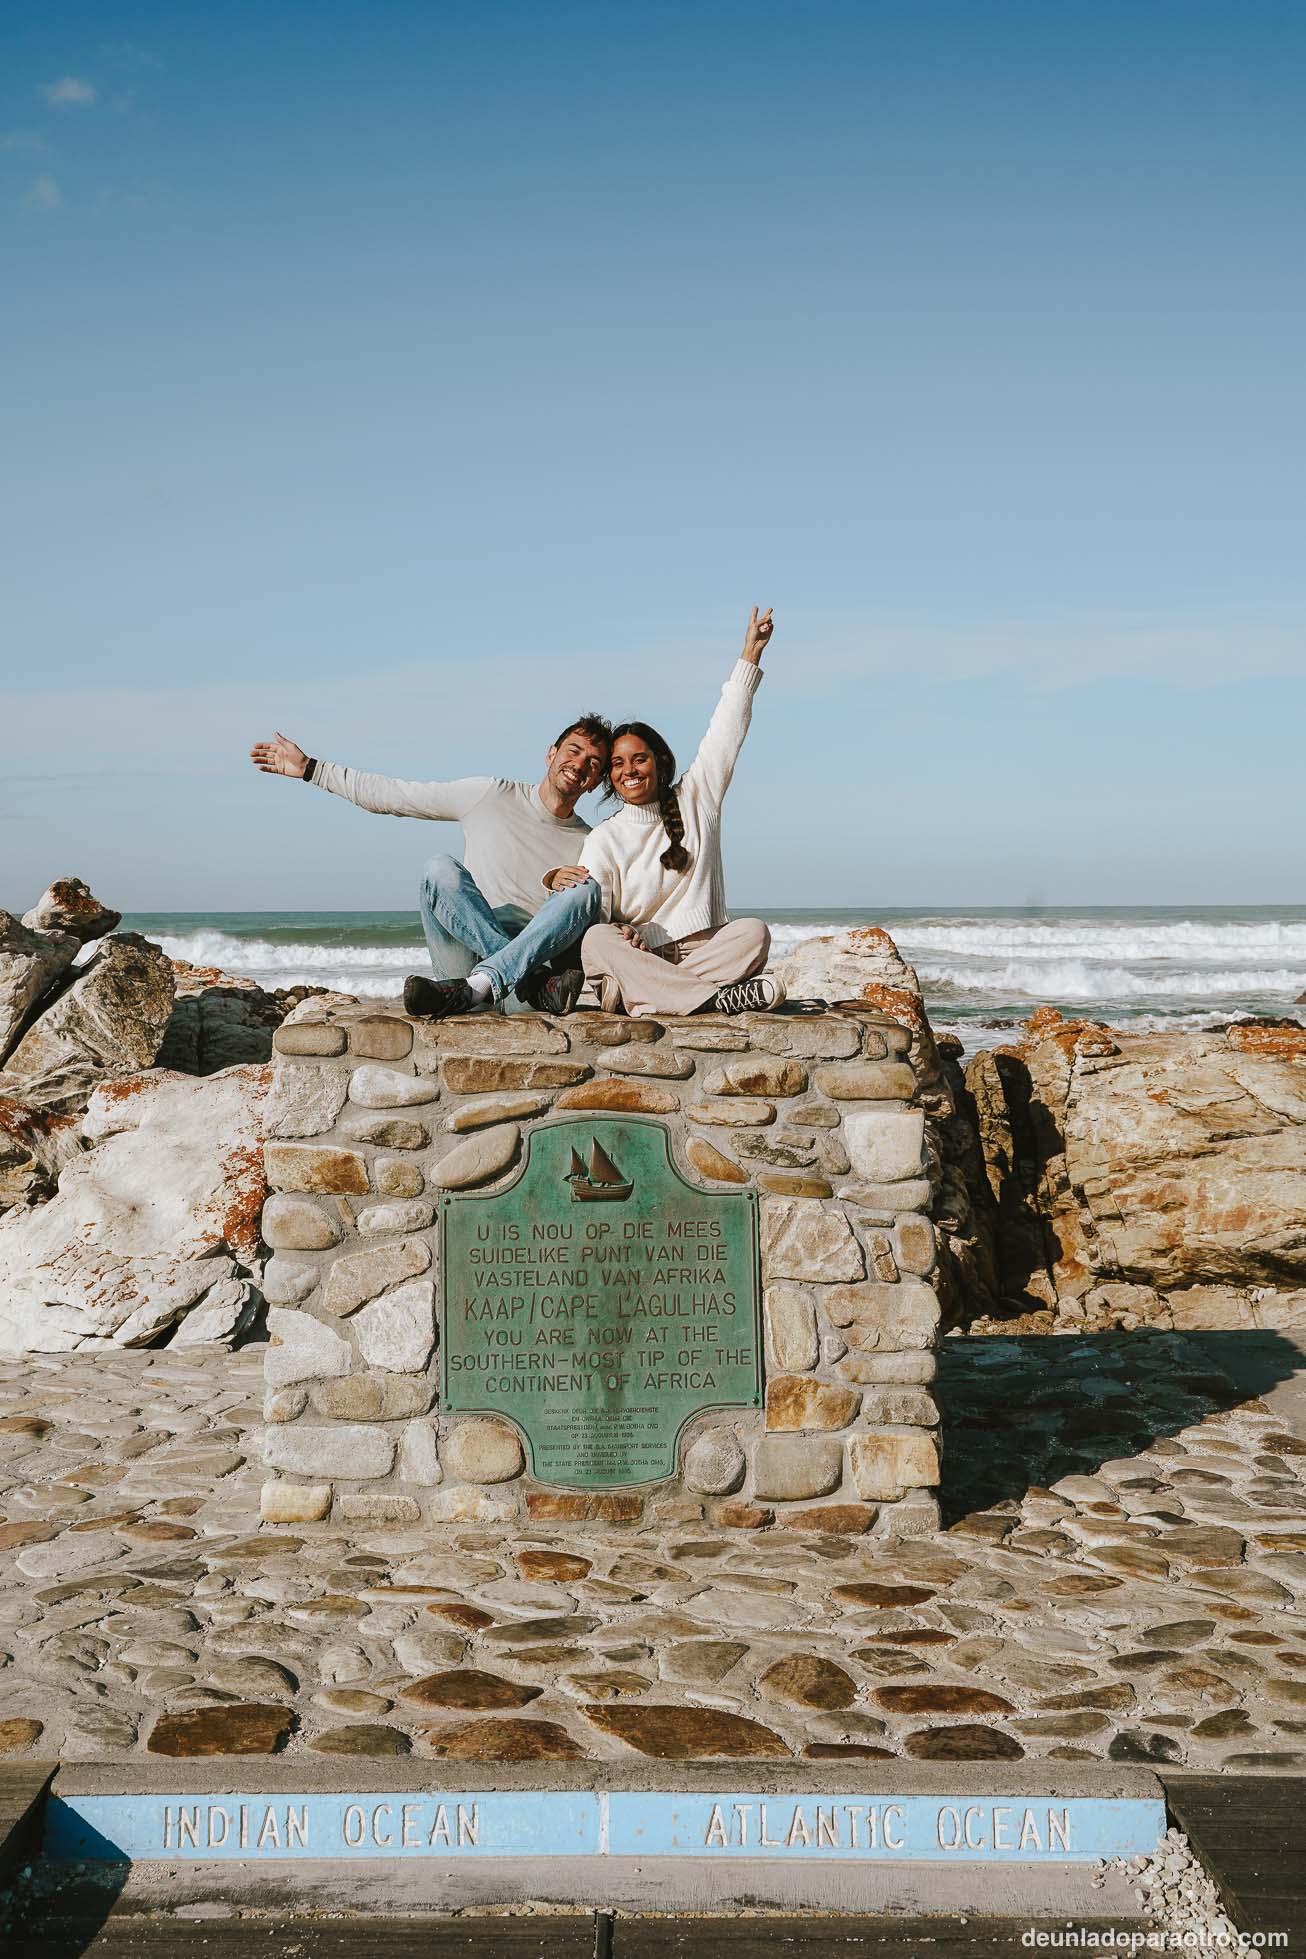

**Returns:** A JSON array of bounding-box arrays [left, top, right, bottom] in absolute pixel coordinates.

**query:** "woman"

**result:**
[[545, 607, 785, 1018]]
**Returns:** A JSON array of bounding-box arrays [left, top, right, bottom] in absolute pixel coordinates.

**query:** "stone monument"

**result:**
[[258, 982, 945, 1536]]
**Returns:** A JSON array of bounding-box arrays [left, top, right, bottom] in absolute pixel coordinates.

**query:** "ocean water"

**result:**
[[122, 906, 1306, 1050]]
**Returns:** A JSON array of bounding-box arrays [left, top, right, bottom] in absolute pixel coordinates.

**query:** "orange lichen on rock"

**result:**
[[169, 957, 264, 997], [90, 1075, 154, 1105], [846, 926, 900, 957], [855, 980, 929, 1033], [0, 1097, 79, 1142], [1225, 1022, 1306, 1059], [1020, 1005, 1118, 1060], [218, 1141, 269, 1262]]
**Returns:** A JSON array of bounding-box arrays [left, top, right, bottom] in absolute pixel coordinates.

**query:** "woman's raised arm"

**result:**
[[682, 607, 774, 806]]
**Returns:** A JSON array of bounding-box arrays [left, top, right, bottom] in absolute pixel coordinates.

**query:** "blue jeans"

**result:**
[[418, 854, 601, 1002]]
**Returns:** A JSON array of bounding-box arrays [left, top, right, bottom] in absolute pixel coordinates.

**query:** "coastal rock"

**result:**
[[0, 1063, 271, 1351], [0, 911, 79, 1061], [1065, 1029, 1306, 1291], [0, 1096, 83, 1212], [156, 960, 308, 1075], [957, 1013, 1306, 1326], [0, 933, 175, 1113], [170, 1274, 260, 1346], [22, 877, 121, 944], [770, 927, 935, 1054]]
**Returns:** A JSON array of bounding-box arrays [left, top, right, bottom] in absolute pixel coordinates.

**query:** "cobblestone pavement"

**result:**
[[0, 1331, 1303, 1769]]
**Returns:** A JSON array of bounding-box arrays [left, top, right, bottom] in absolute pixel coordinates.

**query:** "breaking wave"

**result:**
[[912, 958, 1305, 1003], [139, 910, 1306, 1024]]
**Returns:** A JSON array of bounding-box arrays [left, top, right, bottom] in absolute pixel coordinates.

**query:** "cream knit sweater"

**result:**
[[563, 659, 763, 951]]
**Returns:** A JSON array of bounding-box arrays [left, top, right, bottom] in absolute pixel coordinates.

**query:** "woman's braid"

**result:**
[[658, 783, 690, 873]]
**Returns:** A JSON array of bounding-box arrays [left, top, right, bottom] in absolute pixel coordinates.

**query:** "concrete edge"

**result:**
[[93, 1853, 1150, 1920], [53, 1760, 1166, 1800]]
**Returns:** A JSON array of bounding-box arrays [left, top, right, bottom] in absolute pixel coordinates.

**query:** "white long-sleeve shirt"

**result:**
[[570, 660, 762, 950], [307, 764, 591, 920]]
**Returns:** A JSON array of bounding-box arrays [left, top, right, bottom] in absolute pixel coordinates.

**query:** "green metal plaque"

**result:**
[[440, 1116, 761, 1489]]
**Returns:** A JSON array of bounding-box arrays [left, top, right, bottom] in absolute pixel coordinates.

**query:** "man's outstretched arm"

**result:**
[[249, 732, 491, 821]]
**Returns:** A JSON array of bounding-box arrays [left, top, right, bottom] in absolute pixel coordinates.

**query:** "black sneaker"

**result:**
[[712, 975, 787, 1016], [403, 974, 476, 1019], [515, 967, 585, 1015]]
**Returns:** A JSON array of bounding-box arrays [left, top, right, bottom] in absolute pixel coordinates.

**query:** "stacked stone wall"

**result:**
[[258, 997, 947, 1536]]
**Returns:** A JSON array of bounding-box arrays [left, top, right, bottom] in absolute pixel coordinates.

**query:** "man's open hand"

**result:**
[[547, 865, 592, 891], [741, 606, 774, 664], [250, 732, 309, 778]]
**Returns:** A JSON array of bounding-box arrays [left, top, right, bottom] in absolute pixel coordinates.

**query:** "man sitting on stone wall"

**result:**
[[248, 719, 612, 1017]]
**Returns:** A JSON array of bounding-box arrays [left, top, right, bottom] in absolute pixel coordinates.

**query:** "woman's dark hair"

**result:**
[[605, 721, 689, 873]]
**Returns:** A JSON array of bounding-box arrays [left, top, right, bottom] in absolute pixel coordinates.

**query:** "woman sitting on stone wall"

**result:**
[[543, 607, 785, 1019]]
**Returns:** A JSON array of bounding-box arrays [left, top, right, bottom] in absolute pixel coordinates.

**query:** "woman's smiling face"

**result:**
[[610, 732, 660, 806]]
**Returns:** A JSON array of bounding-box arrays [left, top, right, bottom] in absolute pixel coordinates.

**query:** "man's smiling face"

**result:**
[[544, 730, 608, 804]]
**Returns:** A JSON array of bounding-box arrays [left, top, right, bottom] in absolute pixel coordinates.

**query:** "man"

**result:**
[[248, 719, 611, 1017]]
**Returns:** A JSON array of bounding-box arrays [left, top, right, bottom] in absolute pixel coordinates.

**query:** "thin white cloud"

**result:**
[[25, 175, 63, 210], [2, 613, 1302, 782], [40, 76, 96, 108], [0, 130, 50, 153]]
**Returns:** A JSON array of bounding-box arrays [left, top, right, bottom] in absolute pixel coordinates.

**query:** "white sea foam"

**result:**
[[894, 918, 1306, 957], [152, 916, 1306, 1021], [911, 959, 1306, 1002], [156, 930, 416, 974]]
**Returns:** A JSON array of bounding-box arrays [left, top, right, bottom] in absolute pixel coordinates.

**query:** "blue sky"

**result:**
[[2, 1, 1302, 909]]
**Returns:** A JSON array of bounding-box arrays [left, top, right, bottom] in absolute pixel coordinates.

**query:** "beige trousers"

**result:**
[[581, 918, 770, 1018]]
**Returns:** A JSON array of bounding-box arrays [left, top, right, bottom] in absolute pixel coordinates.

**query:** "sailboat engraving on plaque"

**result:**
[[566, 1138, 633, 1204]]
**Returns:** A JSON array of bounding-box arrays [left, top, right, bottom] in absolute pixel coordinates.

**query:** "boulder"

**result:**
[[22, 876, 121, 943], [0, 1096, 84, 1212], [771, 925, 933, 1047], [0, 1062, 272, 1352], [157, 961, 325, 1076], [0, 933, 175, 1113], [0, 911, 78, 1062], [955, 1010, 1306, 1329], [1062, 1026, 1306, 1292]]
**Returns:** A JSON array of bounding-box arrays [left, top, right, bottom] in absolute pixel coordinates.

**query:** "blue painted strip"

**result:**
[[607, 1793, 1166, 1862], [45, 1791, 1166, 1865], [45, 1792, 598, 1862]]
